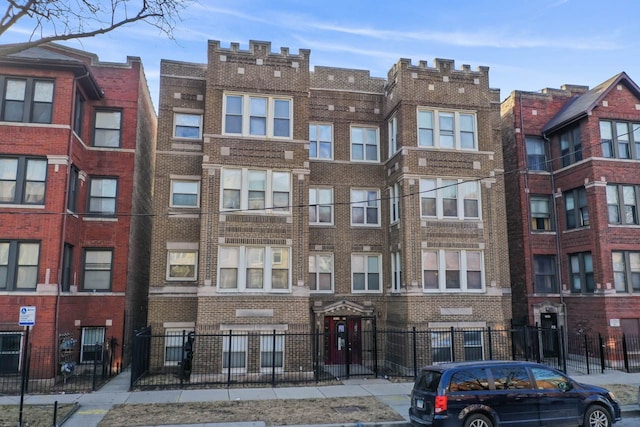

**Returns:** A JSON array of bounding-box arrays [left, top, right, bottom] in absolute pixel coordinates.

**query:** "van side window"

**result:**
[[531, 367, 569, 390], [490, 366, 531, 390], [449, 368, 490, 391], [415, 370, 442, 392]]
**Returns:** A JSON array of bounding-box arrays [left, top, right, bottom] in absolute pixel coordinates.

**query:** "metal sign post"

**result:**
[[18, 306, 36, 427]]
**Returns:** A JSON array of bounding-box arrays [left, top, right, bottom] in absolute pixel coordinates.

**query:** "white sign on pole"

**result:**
[[19, 306, 36, 326]]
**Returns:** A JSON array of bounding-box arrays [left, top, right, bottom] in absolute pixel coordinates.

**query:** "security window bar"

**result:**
[[173, 113, 203, 139], [526, 136, 549, 171], [352, 254, 381, 293], [612, 251, 640, 293], [309, 187, 333, 225], [88, 177, 117, 216], [569, 252, 594, 294], [80, 327, 105, 364], [217, 246, 290, 292], [170, 180, 200, 208], [417, 109, 477, 150], [559, 126, 582, 167], [221, 168, 290, 213], [564, 187, 589, 229], [1, 77, 54, 123], [419, 178, 480, 220], [309, 254, 334, 292], [0, 156, 47, 205], [309, 124, 333, 160], [82, 249, 113, 291], [350, 189, 380, 226], [350, 126, 379, 162], [533, 255, 557, 293], [607, 184, 639, 225], [93, 110, 122, 147], [223, 94, 292, 138], [0, 241, 40, 291], [167, 250, 198, 281], [530, 196, 553, 231], [422, 250, 484, 292]]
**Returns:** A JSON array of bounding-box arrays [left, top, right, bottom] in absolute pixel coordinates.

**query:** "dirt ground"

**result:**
[[0, 403, 77, 427]]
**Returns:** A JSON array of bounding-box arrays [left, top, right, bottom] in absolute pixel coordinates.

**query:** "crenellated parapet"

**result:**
[[208, 40, 310, 63]]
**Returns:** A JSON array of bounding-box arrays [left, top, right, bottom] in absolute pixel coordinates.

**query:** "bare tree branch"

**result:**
[[0, 0, 190, 57]]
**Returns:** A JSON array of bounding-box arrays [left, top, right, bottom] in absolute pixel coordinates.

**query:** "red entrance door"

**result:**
[[324, 316, 362, 364]]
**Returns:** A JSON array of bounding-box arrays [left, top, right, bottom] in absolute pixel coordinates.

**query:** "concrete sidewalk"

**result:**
[[2, 368, 639, 427]]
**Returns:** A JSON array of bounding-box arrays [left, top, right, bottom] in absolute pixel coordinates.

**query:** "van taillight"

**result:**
[[435, 395, 447, 413]]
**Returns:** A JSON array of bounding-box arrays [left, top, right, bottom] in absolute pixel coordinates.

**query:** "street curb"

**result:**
[[281, 422, 411, 427]]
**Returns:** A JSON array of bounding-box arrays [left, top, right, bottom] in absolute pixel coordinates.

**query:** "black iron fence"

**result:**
[[0, 339, 120, 395], [130, 325, 640, 389]]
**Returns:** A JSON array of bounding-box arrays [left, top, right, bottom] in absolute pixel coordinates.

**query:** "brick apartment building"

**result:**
[[0, 44, 155, 375], [148, 40, 511, 373], [502, 72, 640, 337]]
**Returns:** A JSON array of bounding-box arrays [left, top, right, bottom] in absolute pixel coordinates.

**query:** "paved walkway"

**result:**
[[1, 368, 639, 427]]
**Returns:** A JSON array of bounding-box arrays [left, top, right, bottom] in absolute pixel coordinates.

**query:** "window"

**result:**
[[309, 123, 333, 159], [388, 116, 398, 157], [0, 241, 39, 291], [352, 254, 381, 293], [0, 156, 47, 205], [351, 189, 380, 226], [173, 113, 202, 139], [170, 179, 200, 208], [350, 126, 379, 162], [164, 329, 193, 366], [221, 168, 290, 213], [464, 331, 483, 360], [532, 367, 570, 390], [167, 250, 197, 281], [450, 368, 490, 391], [80, 327, 105, 363], [600, 120, 640, 159], [93, 110, 121, 147], [417, 109, 477, 150], [218, 246, 290, 292], [82, 249, 112, 291], [309, 254, 333, 292], [67, 166, 79, 212], [222, 333, 247, 372], [309, 187, 333, 225], [62, 244, 73, 292], [0, 333, 22, 373], [422, 250, 484, 292], [391, 251, 402, 292], [490, 366, 531, 390], [607, 185, 639, 225], [559, 126, 582, 167], [612, 251, 640, 293], [260, 334, 284, 372], [526, 136, 549, 171], [1, 77, 54, 123], [88, 177, 117, 216], [569, 252, 594, 294], [223, 94, 292, 138], [390, 183, 400, 224], [564, 187, 589, 229], [431, 331, 451, 363], [533, 255, 557, 293], [530, 196, 553, 231], [73, 91, 84, 136], [420, 178, 481, 220]]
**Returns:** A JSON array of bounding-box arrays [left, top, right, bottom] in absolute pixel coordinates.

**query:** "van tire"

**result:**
[[464, 413, 493, 427], [584, 405, 611, 427]]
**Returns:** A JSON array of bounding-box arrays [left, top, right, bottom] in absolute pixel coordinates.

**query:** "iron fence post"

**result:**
[[314, 327, 319, 383], [226, 330, 233, 386], [450, 327, 455, 362], [487, 327, 493, 360], [622, 334, 629, 373], [412, 327, 417, 378], [560, 326, 567, 373], [271, 330, 276, 387], [598, 334, 605, 373], [372, 317, 378, 378], [179, 330, 186, 388]]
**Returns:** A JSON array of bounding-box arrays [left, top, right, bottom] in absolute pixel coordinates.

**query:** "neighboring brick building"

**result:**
[[149, 40, 511, 373], [502, 72, 640, 337], [0, 44, 156, 375]]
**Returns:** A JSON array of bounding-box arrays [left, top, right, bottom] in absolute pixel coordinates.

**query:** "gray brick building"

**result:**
[[148, 40, 511, 374]]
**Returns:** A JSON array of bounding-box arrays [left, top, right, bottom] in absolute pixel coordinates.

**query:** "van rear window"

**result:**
[[415, 370, 441, 392]]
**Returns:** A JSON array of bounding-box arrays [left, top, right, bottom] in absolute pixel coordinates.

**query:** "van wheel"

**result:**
[[464, 413, 493, 427], [584, 405, 611, 427]]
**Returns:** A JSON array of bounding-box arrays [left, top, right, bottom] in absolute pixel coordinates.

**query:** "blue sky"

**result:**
[[3, 0, 639, 109]]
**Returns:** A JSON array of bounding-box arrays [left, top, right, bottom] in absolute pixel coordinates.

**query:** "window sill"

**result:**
[[83, 216, 118, 222], [0, 203, 45, 209]]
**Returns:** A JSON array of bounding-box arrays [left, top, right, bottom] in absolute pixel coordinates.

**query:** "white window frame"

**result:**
[[463, 330, 484, 361], [419, 178, 481, 220], [173, 113, 203, 139], [217, 246, 291, 293], [351, 253, 382, 293], [166, 250, 198, 281], [350, 188, 380, 226], [80, 327, 105, 364], [222, 93, 293, 139], [309, 253, 334, 293], [260, 333, 284, 373], [309, 187, 333, 225], [164, 329, 193, 366], [350, 125, 380, 162], [222, 333, 248, 373], [389, 183, 400, 224], [221, 168, 290, 213], [391, 251, 402, 293], [170, 179, 200, 208], [417, 108, 478, 150], [388, 115, 398, 157], [431, 331, 452, 363], [422, 249, 485, 292], [309, 123, 333, 160]]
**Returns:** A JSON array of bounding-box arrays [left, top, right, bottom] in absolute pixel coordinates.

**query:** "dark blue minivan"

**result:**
[[409, 360, 621, 427]]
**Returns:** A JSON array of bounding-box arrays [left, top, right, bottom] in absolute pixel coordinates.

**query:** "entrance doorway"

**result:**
[[540, 312, 558, 357], [323, 316, 361, 365]]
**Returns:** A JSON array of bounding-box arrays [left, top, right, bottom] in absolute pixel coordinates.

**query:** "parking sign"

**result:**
[[19, 306, 36, 326]]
